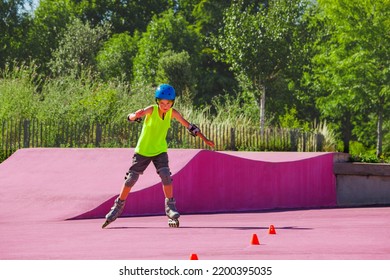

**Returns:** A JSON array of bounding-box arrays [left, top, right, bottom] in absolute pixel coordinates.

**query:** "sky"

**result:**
[[24, 0, 39, 13]]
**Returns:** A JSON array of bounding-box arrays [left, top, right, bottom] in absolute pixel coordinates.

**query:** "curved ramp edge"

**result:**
[[71, 150, 337, 219]]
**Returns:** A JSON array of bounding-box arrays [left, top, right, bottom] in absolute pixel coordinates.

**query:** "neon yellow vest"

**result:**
[[135, 105, 172, 157]]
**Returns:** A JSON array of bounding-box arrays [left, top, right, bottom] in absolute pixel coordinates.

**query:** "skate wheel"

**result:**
[[168, 219, 179, 228]]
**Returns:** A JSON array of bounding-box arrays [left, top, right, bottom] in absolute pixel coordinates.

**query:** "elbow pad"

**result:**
[[187, 123, 200, 137]]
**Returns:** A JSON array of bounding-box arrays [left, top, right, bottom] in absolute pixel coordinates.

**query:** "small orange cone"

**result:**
[[190, 253, 199, 260], [250, 233, 260, 245], [268, 225, 276, 234]]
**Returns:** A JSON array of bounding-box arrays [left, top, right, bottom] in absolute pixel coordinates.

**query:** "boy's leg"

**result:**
[[152, 153, 180, 227], [102, 154, 151, 228], [152, 152, 173, 198], [163, 184, 173, 198]]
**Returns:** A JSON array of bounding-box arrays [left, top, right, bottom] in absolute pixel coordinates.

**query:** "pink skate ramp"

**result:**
[[0, 148, 337, 222]]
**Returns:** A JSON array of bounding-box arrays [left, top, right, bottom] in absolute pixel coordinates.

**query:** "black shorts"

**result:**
[[129, 152, 169, 174]]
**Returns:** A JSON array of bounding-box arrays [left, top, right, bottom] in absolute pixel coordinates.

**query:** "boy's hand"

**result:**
[[197, 132, 215, 148], [204, 138, 215, 148], [128, 109, 144, 122], [134, 109, 144, 119]]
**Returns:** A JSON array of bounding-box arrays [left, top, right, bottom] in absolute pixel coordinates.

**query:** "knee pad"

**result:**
[[124, 170, 139, 188], [157, 167, 172, 185]]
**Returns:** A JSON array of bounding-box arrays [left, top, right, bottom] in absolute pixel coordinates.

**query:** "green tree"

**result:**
[[27, 0, 174, 74], [71, 0, 173, 34], [215, 0, 310, 134], [49, 18, 110, 77], [133, 9, 201, 88], [192, 0, 231, 36], [192, 0, 239, 104], [26, 0, 75, 73], [96, 32, 140, 82], [156, 50, 195, 99], [311, 0, 390, 155], [0, 0, 33, 68], [281, 3, 322, 124]]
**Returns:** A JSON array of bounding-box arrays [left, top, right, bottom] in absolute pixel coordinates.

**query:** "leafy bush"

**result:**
[[349, 141, 390, 163], [96, 32, 139, 82]]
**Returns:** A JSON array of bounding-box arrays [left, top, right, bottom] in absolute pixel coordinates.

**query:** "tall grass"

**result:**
[[312, 120, 337, 152]]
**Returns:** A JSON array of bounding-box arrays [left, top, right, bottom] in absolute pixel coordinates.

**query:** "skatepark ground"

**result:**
[[0, 148, 389, 279], [2, 206, 389, 260]]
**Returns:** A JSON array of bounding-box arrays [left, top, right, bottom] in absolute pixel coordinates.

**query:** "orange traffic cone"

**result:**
[[268, 225, 276, 234], [250, 233, 260, 245], [190, 253, 199, 260]]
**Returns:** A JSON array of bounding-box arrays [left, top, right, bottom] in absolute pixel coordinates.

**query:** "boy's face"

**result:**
[[157, 99, 173, 112]]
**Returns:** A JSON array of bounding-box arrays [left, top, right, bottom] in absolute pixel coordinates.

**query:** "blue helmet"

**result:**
[[155, 84, 176, 100]]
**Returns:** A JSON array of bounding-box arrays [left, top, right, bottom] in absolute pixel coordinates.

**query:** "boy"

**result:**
[[102, 84, 215, 228]]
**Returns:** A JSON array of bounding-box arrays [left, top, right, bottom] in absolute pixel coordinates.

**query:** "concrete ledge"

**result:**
[[333, 153, 351, 163], [334, 162, 390, 176], [334, 162, 390, 207]]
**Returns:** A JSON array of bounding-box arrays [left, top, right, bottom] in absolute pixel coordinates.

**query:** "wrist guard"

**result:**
[[187, 123, 200, 137], [127, 115, 142, 123]]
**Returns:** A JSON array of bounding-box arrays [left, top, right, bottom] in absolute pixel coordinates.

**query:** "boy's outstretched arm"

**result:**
[[127, 106, 153, 122], [172, 109, 215, 148]]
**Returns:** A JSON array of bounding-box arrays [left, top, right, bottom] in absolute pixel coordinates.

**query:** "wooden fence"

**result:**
[[1, 119, 324, 160]]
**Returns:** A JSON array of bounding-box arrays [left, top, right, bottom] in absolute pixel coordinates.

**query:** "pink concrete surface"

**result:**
[[1, 208, 390, 259], [2, 148, 388, 260]]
